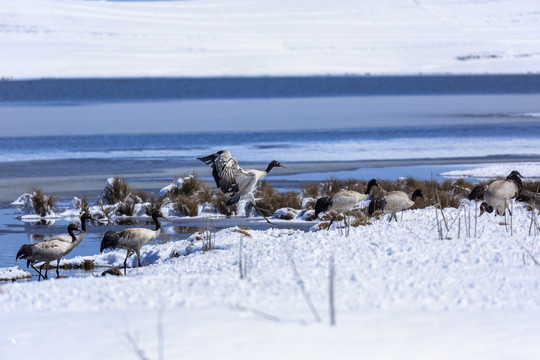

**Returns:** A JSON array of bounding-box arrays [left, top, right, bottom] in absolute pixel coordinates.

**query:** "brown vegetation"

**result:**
[[30, 188, 57, 217], [103, 176, 131, 205]]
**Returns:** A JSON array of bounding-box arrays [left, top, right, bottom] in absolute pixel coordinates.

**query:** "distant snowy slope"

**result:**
[[1, 0, 540, 79]]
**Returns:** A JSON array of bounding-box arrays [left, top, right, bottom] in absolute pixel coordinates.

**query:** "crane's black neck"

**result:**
[[411, 189, 423, 201], [365, 180, 377, 195], [264, 163, 276, 174], [506, 173, 523, 190], [80, 217, 89, 232], [152, 213, 162, 231], [68, 229, 77, 242], [67, 226, 78, 242]]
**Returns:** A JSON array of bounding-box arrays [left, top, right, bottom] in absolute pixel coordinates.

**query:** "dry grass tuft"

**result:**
[[73, 195, 90, 214], [172, 194, 199, 217], [523, 180, 540, 193], [321, 177, 365, 196], [97, 200, 114, 219], [103, 176, 131, 205], [348, 209, 372, 227], [30, 188, 57, 217], [209, 192, 238, 215], [131, 190, 152, 203], [116, 196, 137, 216], [255, 181, 302, 215], [302, 182, 322, 199], [232, 227, 252, 237], [145, 194, 165, 216], [80, 259, 95, 270], [101, 268, 123, 276]]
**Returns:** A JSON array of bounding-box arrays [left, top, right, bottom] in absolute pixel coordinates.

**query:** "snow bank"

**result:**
[[440, 163, 540, 179], [2, 0, 540, 79], [2, 202, 540, 358], [0, 267, 32, 281]]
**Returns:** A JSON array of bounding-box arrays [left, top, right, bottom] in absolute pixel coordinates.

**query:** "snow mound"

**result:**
[[0, 267, 32, 281], [440, 163, 540, 180]]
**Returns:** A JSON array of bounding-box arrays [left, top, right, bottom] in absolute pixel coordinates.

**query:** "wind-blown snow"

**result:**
[[2, 0, 540, 79], [2, 202, 540, 358]]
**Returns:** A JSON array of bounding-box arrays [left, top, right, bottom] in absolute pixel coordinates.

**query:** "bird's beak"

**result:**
[[279, 164, 286, 168], [161, 214, 170, 222]]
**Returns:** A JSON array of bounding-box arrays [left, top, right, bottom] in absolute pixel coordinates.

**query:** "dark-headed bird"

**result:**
[[16, 223, 83, 280], [368, 189, 424, 222], [100, 210, 168, 274], [468, 170, 523, 216], [314, 179, 379, 229], [197, 150, 285, 224]]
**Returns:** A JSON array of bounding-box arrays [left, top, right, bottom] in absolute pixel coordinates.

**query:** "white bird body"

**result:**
[[476, 171, 523, 216], [368, 189, 423, 222], [381, 191, 414, 213], [198, 150, 285, 223], [483, 180, 519, 215], [100, 211, 167, 274], [113, 227, 161, 253], [330, 190, 370, 212], [314, 179, 379, 229], [16, 224, 83, 279]]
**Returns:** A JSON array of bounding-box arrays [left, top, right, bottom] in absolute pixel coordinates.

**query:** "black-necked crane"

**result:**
[[54, 212, 98, 243], [314, 179, 379, 229], [368, 189, 424, 221], [467, 170, 523, 216], [16, 223, 83, 280], [197, 150, 285, 224], [100, 210, 168, 275]]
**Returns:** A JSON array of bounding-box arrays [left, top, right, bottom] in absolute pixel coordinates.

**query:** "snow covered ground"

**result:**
[[2, 0, 540, 79], [441, 163, 540, 180], [2, 201, 540, 359]]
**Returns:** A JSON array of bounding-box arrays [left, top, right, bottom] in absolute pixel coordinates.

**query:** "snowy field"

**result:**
[[2, 0, 540, 358], [2, 200, 540, 359], [2, 0, 540, 79]]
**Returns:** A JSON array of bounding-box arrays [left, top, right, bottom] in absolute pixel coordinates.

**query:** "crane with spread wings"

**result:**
[[197, 150, 285, 224]]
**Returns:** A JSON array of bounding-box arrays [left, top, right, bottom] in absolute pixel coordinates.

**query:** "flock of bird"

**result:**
[[15, 150, 537, 280]]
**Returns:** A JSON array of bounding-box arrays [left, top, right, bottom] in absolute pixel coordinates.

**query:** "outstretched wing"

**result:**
[[198, 150, 247, 195]]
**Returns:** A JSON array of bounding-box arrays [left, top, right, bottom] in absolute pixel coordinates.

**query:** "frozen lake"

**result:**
[[1, 74, 540, 280]]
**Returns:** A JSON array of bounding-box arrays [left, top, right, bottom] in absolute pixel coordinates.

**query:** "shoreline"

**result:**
[[2, 155, 540, 205], [2, 74, 540, 104]]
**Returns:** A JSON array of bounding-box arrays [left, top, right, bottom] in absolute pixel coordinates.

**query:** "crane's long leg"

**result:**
[[136, 249, 142, 267], [43, 262, 49, 280], [327, 215, 337, 231], [31, 262, 43, 280], [56, 259, 61, 278], [123, 250, 133, 275], [254, 203, 275, 225]]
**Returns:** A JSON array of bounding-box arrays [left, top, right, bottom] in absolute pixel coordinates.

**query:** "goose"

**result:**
[[368, 189, 424, 222], [314, 179, 379, 229], [16, 223, 83, 280], [516, 189, 540, 214], [197, 150, 285, 224], [470, 170, 523, 216], [100, 210, 168, 275]]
